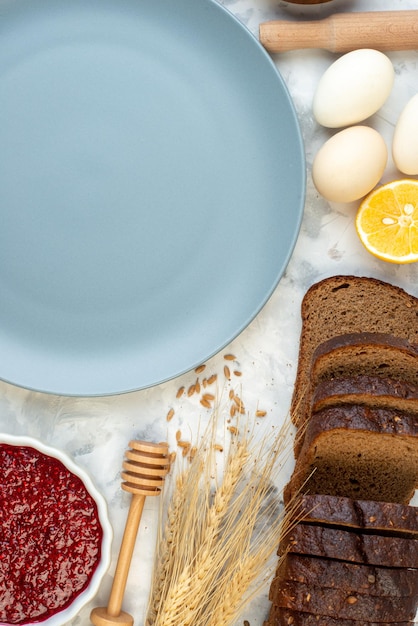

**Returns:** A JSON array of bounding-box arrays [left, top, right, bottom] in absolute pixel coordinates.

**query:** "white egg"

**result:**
[[313, 49, 394, 128], [312, 126, 387, 203], [393, 93, 418, 175]]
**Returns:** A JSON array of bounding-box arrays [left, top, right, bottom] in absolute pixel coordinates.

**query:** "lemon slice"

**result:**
[[355, 179, 418, 264]]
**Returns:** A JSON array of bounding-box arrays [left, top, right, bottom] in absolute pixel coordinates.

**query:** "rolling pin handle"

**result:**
[[259, 10, 418, 54]]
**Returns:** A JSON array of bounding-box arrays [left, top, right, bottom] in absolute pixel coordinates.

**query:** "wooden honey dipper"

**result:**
[[90, 440, 170, 626]]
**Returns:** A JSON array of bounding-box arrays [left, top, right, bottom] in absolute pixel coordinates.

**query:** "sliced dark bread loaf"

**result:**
[[273, 553, 418, 597], [311, 375, 418, 416], [293, 332, 418, 449], [284, 404, 418, 505], [290, 276, 418, 431], [266, 606, 412, 626], [295, 373, 418, 456], [292, 494, 418, 537], [279, 522, 418, 568], [269, 580, 418, 622]]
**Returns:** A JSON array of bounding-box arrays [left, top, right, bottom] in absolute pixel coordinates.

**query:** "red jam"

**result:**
[[0, 444, 103, 624]]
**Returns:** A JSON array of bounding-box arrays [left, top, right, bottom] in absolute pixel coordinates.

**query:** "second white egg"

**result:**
[[312, 126, 387, 203], [313, 49, 394, 128], [393, 93, 418, 175]]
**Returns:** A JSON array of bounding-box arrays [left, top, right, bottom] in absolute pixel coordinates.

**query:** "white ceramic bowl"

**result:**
[[0, 433, 113, 626]]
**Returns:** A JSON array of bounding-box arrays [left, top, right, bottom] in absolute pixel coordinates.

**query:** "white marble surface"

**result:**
[[2, 0, 418, 624]]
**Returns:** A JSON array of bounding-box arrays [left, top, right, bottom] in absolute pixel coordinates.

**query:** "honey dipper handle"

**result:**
[[259, 10, 418, 53], [90, 494, 145, 626], [107, 494, 145, 617]]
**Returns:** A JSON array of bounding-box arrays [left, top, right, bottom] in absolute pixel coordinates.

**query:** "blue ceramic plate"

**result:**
[[0, 0, 305, 396]]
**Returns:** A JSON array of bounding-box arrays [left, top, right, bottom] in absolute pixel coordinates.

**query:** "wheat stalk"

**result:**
[[147, 453, 208, 626], [146, 472, 188, 626], [146, 404, 295, 626], [200, 426, 295, 626], [151, 437, 249, 625]]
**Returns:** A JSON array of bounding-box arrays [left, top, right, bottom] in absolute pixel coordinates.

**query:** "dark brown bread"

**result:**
[[312, 375, 418, 415], [312, 332, 418, 386], [284, 405, 418, 505], [273, 553, 418, 597], [292, 494, 418, 537], [290, 276, 418, 431], [293, 332, 418, 449], [279, 523, 418, 568], [266, 606, 412, 626], [269, 580, 418, 621]]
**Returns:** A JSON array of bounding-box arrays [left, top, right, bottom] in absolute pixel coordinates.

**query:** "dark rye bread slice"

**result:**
[[266, 606, 412, 626], [283, 404, 418, 505], [273, 553, 418, 597], [294, 332, 418, 448], [295, 374, 418, 457], [290, 276, 418, 430], [312, 375, 418, 416], [312, 332, 418, 386], [279, 522, 418, 568], [292, 494, 418, 537], [269, 580, 418, 622]]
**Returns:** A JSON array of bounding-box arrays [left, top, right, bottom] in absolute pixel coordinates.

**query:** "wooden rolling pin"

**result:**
[[259, 10, 418, 53], [90, 440, 170, 626]]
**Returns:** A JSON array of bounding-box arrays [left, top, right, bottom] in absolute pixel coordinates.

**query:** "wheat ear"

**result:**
[[146, 471, 188, 626], [152, 439, 249, 626], [146, 405, 296, 626]]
